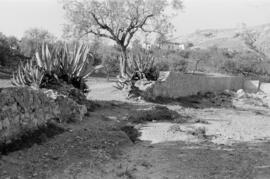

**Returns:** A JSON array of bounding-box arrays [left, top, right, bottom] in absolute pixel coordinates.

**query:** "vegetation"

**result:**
[[169, 59, 188, 73], [102, 54, 120, 80], [20, 28, 56, 58], [128, 49, 159, 81], [0, 33, 28, 74], [12, 43, 95, 93], [11, 60, 44, 88], [61, 0, 183, 78]]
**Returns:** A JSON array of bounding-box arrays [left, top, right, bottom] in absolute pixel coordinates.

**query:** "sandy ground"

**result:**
[[2, 77, 270, 178], [0, 79, 12, 88]]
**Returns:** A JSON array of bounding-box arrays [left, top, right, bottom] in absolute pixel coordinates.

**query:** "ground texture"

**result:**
[[1, 77, 270, 178]]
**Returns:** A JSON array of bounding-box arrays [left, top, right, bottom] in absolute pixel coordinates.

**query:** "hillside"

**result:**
[[181, 23, 270, 57]]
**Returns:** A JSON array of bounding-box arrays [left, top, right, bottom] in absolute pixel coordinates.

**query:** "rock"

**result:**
[[236, 89, 246, 98], [55, 96, 87, 123], [42, 89, 63, 100], [134, 79, 156, 100]]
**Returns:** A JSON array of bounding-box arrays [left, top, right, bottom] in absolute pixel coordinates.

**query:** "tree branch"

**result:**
[[80, 29, 115, 41], [90, 12, 119, 41]]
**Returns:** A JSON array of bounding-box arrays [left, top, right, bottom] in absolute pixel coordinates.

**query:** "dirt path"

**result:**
[[2, 78, 270, 178], [85, 78, 270, 178], [110, 142, 270, 179]]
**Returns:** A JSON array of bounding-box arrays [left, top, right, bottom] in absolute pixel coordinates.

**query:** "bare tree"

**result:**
[[242, 29, 267, 92], [61, 0, 183, 78]]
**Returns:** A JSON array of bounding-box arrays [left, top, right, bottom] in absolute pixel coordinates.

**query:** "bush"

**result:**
[[0, 33, 28, 73], [170, 59, 188, 73], [179, 50, 190, 58], [102, 52, 120, 80], [221, 59, 238, 74], [156, 61, 169, 71]]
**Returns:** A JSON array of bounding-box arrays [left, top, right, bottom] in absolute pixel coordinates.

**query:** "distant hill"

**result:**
[[180, 23, 270, 58]]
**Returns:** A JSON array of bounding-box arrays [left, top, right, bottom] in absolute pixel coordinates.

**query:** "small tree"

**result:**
[[190, 50, 210, 74], [170, 59, 188, 73], [0, 33, 27, 72], [61, 0, 183, 78], [241, 29, 267, 91]]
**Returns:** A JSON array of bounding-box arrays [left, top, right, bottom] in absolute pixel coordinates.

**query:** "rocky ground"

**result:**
[[1, 77, 270, 178]]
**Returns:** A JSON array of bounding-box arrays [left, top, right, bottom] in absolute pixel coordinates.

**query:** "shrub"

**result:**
[[221, 59, 238, 74], [102, 53, 120, 80], [170, 59, 188, 73], [179, 50, 190, 58], [156, 61, 169, 71]]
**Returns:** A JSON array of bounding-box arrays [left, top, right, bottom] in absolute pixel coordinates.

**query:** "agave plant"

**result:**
[[13, 42, 95, 92], [35, 43, 59, 76], [12, 60, 44, 88], [128, 49, 159, 81], [57, 43, 95, 81]]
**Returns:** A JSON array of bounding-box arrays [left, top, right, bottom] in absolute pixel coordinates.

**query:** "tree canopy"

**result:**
[[62, 0, 182, 47], [61, 0, 182, 77]]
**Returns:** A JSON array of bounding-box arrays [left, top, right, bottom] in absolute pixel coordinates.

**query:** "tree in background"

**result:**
[[190, 49, 210, 74], [20, 28, 56, 58], [61, 0, 183, 78], [0, 33, 26, 73], [0, 33, 11, 67], [241, 29, 269, 91], [155, 33, 168, 48]]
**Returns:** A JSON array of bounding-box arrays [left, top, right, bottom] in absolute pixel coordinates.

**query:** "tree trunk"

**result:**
[[257, 79, 262, 92], [106, 72, 110, 81], [119, 46, 130, 79], [193, 59, 201, 74]]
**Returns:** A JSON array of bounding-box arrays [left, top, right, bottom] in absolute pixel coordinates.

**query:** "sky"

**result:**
[[0, 0, 269, 39]]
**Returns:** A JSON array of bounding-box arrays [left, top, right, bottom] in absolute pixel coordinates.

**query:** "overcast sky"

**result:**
[[0, 0, 269, 39]]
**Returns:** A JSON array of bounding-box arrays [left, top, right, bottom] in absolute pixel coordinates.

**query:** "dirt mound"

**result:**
[[128, 105, 179, 123]]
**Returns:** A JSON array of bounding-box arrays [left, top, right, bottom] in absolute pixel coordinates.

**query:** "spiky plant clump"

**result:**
[[128, 49, 159, 81], [35, 43, 59, 75], [56, 44, 95, 92], [12, 60, 44, 89], [13, 43, 95, 93], [57, 44, 94, 81]]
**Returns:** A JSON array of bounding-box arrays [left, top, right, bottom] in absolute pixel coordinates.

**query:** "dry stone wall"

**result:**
[[0, 87, 87, 144]]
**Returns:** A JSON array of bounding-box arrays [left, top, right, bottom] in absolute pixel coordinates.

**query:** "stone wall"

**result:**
[[145, 72, 244, 99], [0, 87, 87, 144]]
